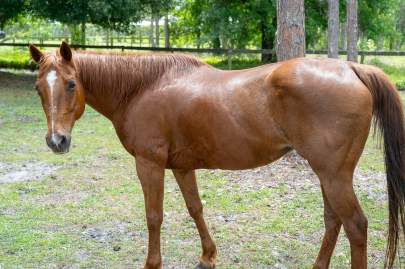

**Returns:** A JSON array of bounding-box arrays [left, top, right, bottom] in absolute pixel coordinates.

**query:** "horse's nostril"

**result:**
[[47, 133, 70, 153], [60, 135, 67, 146]]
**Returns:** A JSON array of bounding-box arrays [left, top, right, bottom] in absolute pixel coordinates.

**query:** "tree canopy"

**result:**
[[0, 0, 25, 29]]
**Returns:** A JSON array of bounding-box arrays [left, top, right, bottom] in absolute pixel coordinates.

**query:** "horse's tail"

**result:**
[[351, 62, 405, 268]]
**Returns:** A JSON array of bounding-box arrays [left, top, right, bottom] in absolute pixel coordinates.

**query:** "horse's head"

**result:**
[[29, 42, 85, 154]]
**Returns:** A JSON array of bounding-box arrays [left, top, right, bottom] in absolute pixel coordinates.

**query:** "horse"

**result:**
[[28, 42, 405, 269]]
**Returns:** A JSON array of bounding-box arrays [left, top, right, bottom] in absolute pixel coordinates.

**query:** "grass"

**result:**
[[0, 54, 404, 268]]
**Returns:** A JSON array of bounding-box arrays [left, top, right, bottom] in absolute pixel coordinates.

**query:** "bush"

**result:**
[[397, 81, 405, 91], [0, 58, 36, 70], [367, 58, 405, 86]]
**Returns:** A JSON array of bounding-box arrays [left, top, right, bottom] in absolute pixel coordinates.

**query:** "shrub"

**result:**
[[397, 81, 405, 91]]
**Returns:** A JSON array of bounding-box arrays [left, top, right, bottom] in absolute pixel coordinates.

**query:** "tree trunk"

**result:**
[[276, 0, 305, 61], [150, 16, 155, 47], [164, 14, 170, 48], [396, 1, 405, 50], [376, 36, 384, 51], [81, 22, 86, 46], [155, 13, 160, 47], [196, 30, 201, 49], [212, 36, 221, 49], [346, 0, 358, 62], [340, 22, 347, 50], [261, 16, 277, 63], [328, 0, 339, 58], [69, 24, 81, 44], [106, 29, 109, 46]]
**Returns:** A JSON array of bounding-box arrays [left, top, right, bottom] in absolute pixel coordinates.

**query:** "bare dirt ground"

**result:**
[[0, 161, 57, 184], [224, 150, 386, 202]]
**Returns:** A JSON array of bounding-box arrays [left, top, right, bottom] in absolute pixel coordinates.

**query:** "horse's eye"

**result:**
[[67, 80, 76, 92]]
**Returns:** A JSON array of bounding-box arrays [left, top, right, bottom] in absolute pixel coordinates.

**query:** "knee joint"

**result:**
[[146, 212, 163, 230]]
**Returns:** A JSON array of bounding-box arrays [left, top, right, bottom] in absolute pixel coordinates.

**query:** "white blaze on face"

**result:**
[[46, 70, 57, 133]]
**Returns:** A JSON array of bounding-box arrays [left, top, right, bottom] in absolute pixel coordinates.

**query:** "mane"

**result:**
[[74, 51, 206, 103]]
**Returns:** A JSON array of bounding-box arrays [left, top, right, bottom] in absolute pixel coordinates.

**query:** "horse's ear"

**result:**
[[29, 44, 43, 63], [60, 41, 72, 62]]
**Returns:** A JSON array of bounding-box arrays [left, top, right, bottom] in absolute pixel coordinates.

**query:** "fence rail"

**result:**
[[1, 42, 404, 69]]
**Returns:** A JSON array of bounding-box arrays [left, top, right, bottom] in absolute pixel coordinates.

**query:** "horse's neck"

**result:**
[[76, 54, 140, 121], [75, 53, 204, 121]]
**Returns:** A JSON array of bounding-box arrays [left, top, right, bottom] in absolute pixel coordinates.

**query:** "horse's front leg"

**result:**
[[172, 169, 217, 269], [136, 156, 165, 269]]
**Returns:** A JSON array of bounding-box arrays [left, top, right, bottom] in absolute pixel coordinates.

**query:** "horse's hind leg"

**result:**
[[298, 129, 369, 269], [315, 168, 368, 269], [172, 169, 217, 269], [313, 186, 342, 269]]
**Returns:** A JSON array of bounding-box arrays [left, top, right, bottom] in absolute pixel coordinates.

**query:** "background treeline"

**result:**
[[1, 0, 404, 54]]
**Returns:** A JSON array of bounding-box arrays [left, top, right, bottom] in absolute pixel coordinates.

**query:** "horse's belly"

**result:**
[[167, 134, 290, 170]]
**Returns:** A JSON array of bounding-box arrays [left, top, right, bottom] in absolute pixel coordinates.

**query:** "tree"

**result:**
[[395, 0, 405, 50], [30, 0, 90, 44], [328, 0, 339, 58], [276, 0, 305, 61], [89, 0, 143, 32], [305, 0, 327, 49], [173, 0, 277, 61], [346, 0, 358, 62], [30, 0, 143, 44], [0, 0, 25, 30], [142, 0, 174, 47], [246, 0, 277, 63], [164, 14, 170, 48]]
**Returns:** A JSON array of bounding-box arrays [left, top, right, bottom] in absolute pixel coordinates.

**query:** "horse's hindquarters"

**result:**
[[267, 58, 373, 172]]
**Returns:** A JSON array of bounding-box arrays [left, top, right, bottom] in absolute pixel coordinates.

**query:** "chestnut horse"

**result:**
[[29, 42, 405, 269]]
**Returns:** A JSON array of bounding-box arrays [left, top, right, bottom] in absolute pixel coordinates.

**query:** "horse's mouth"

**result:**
[[51, 147, 70, 154], [46, 134, 71, 154]]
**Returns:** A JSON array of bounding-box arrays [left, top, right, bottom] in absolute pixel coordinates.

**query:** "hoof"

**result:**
[[195, 262, 215, 269]]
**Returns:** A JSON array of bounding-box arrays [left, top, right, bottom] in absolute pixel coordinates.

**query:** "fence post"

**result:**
[[360, 51, 365, 64], [227, 49, 233, 70]]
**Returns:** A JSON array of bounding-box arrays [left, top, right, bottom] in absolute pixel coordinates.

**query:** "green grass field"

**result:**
[[0, 53, 404, 268]]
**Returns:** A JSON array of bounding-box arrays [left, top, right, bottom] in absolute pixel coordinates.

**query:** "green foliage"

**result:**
[[88, 0, 143, 32], [29, 0, 146, 32], [0, 0, 25, 29], [0, 48, 34, 70], [397, 81, 405, 91], [358, 0, 400, 48], [29, 0, 89, 25], [305, 0, 327, 49], [172, 0, 277, 53]]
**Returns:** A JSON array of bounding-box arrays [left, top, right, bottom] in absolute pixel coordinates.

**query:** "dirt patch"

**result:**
[[0, 70, 36, 90], [0, 162, 58, 184], [81, 221, 140, 244], [223, 151, 386, 201], [16, 115, 39, 123], [34, 191, 89, 206]]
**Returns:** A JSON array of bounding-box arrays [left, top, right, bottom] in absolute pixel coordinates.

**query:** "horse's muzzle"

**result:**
[[46, 132, 71, 154]]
